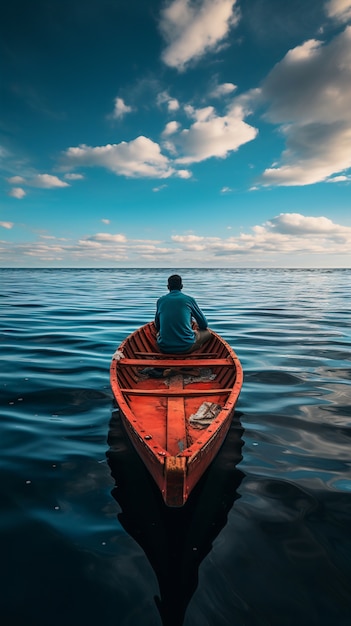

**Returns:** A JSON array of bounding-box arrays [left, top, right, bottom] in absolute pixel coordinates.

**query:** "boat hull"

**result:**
[[110, 322, 243, 506]]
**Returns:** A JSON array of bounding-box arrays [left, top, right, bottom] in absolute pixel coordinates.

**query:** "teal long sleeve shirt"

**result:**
[[154, 289, 208, 353]]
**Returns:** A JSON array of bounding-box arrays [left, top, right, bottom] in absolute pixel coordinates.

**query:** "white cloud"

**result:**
[[110, 97, 133, 119], [325, 0, 351, 22], [172, 233, 222, 252], [262, 32, 351, 126], [8, 176, 25, 185], [8, 187, 26, 199], [177, 169, 192, 178], [64, 173, 84, 180], [0, 221, 14, 229], [2, 214, 351, 267], [61, 89, 257, 177], [157, 91, 180, 112], [172, 234, 205, 243], [75, 234, 171, 262], [32, 174, 70, 188], [23, 244, 66, 256], [101, 218, 110, 224], [162, 121, 181, 136], [259, 27, 351, 186], [261, 122, 351, 186], [160, 0, 240, 70], [171, 103, 258, 163], [77, 239, 103, 248], [62, 136, 191, 179], [167, 98, 180, 111], [9, 174, 69, 190], [261, 27, 351, 186], [87, 233, 127, 243], [264, 213, 348, 235], [172, 213, 351, 257], [210, 82, 237, 98]]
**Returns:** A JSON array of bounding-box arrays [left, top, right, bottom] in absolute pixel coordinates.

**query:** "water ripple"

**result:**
[[1, 268, 351, 626]]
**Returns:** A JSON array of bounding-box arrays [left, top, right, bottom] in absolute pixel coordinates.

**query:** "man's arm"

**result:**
[[154, 299, 160, 331], [190, 298, 208, 329]]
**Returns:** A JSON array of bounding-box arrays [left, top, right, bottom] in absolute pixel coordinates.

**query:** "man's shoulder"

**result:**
[[157, 292, 171, 304], [182, 291, 195, 301], [176, 291, 193, 302]]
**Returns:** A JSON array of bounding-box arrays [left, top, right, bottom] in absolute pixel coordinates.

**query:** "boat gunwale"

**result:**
[[110, 322, 243, 464]]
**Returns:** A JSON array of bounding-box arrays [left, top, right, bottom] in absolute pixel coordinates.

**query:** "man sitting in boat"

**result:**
[[155, 274, 211, 354]]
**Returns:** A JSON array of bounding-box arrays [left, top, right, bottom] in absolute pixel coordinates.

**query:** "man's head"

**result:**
[[167, 274, 183, 291]]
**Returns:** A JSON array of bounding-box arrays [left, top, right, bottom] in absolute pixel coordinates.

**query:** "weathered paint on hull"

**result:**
[[119, 407, 234, 506], [110, 322, 243, 507]]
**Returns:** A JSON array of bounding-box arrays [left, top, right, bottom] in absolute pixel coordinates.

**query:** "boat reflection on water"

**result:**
[[107, 408, 245, 626]]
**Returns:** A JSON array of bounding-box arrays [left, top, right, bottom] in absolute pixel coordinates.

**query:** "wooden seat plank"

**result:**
[[118, 358, 233, 367], [120, 388, 232, 396], [133, 351, 219, 358]]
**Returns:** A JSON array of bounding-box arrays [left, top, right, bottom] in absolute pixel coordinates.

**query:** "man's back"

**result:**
[[155, 289, 208, 353]]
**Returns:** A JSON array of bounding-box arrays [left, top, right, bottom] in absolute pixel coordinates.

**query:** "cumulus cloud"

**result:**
[[172, 213, 351, 257], [110, 97, 133, 119], [77, 239, 103, 248], [62, 136, 191, 179], [0, 221, 14, 229], [157, 91, 180, 112], [325, 0, 351, 22], [259, 27, 351, 186], [170, 103, 258, 163], [75, 233, 172, 262], [8, 187, 26, 199], [210, 82, 237, 98], [0, 231, 172, 266], [8, 176, 25, 185], [31, 174, 70, 188], [262, 33, 351, 125], [167, 98, 180, 111], [264, 213, 349, 236], [172, 234, 209, 251], [162, 121, 181, 136], [8, 173, 69, 189], [2, 214, 351, 266], [160, 0, 240, 70], [101, 218, 110, 224], [173, 234, 206, 243], [177, 169, 192, 178], [23, 243, 66, 257]]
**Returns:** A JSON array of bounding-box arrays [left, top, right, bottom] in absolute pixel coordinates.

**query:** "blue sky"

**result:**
[[1, 0, 351, 267]]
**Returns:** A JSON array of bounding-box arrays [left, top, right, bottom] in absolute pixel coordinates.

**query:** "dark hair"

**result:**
[[167, 274, 182, 290]]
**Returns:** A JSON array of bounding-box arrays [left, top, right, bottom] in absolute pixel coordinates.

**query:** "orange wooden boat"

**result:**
[[110, 322, 243, 507]]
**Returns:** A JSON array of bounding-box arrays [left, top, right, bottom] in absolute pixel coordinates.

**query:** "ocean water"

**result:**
[[1, 267, 351, 626]]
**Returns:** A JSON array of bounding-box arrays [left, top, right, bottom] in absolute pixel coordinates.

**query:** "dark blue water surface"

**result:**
[[1, 268, 351, 626]]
